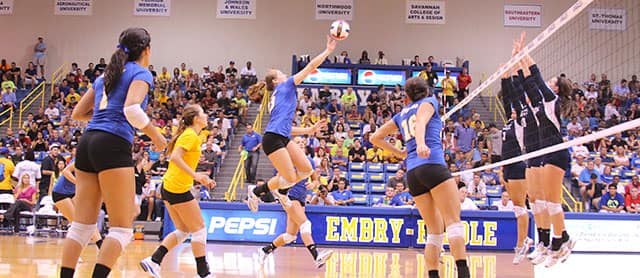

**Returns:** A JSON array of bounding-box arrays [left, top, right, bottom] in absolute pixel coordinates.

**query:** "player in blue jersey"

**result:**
[[371, 77, 469, 278], [246, 36, 335, 210], [499, 62, 533, 264], [51, 147, 103, 251], [256, 136, 333, 268], [60, 28, 167, 278], [516, 37, 577, 268]]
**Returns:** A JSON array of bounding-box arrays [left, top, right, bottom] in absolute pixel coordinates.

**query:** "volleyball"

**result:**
[[329, 20, 350, 41]]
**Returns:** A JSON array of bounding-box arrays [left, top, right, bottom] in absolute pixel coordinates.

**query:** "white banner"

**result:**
[[54, 0, 92, 16], [216, 0, 256, 19], [589, 8, 626, 31], [0, 0, 14, 15], [406, 1, 445, 24], [315, 0, 353, 21], [504, 5, 541, 27], [134, 0, 170, 16], [566, 219, 640, 252]]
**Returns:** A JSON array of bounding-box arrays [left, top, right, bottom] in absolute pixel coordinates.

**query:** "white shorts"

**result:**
[[34, 55, 45, 66]]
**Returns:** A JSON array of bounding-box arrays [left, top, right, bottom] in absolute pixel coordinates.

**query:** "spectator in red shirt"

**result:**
[[457, 67, 472, 101], [625, 187, 640, 213], [625, 175, 640, 197]]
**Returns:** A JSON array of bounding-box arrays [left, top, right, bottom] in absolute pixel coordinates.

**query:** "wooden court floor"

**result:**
[[0, 235, 634, 278]]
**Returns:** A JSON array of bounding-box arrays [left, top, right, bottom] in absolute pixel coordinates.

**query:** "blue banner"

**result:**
[[302, 68, 352, 85], [357, 69, 406, 86]]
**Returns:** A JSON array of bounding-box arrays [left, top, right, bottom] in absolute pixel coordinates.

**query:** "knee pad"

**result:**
[[300, 220, 312, 235], [282, 233, 296, 244], [446, 222, 465, 240], [106, 227, 133, 250], [296, 169, 314, 180], [173, 229, 189, 244], [191, 228, 207, 245], [67, 222, 96, 247], [278, 176, 296, 189], [546, 202, 563, 216], [533, 200, 547, 214], [514, 206, 528, 218], [426, 233, 445, 248]]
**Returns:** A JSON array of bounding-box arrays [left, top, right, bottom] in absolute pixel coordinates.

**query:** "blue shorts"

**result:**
[[543, 150, 571, 171], [503, 162, 526, 182], [286, 185, 307, 206]]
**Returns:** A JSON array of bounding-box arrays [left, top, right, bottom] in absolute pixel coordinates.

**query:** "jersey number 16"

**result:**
[[400, 114, 417, 142]]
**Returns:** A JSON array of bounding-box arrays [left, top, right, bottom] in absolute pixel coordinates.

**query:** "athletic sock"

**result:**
[[92, 263, 111, 278], [262, 242, 277, 254], [195, 256, 210, 277], [536, 228, 543, 244], [561, 230, 570, 243], [151, 245, 169, 264], [95, 239, 103, 249], [541, 229, 551, 247], [455, 259, 470, 278], [60, 267, 75, 278], [428, 269, 439, 278], [551, 236, 563, 251], [307, 244, 319, 260]]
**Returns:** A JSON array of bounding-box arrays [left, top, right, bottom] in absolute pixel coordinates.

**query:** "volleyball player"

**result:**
[[51, 147, 103, 251], [140, 104, 215, 278], [257, 136, 333, 268], [60, 28, 167, 278], [499, 65, 533, 264], [246, 36, 335, 209], [518, 43, 577, 267], [371, 77, 470, 278]]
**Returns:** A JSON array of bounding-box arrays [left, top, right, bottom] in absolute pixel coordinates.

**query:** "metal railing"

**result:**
[[561, 183, 583, 212], [0, 107, 13, 129], [225, 88, 270, 202], [18, 63, 68, 127]]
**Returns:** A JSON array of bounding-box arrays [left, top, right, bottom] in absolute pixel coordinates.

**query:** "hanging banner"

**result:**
[[54, 0, 92, 16], [589, 8, 626, 31], [216, 0, 256, 19], [406, 1, 445, 24], [0, 0, 14, 15], [134, 0, 171, 16], [315, 0, 354, 21], [504, 5, 542, 27]]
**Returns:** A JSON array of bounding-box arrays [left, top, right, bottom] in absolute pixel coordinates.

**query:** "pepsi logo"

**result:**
[[362, 70, 375, 83]]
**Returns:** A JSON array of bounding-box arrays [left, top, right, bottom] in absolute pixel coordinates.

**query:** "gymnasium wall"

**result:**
[[1, 0, 582, 88]]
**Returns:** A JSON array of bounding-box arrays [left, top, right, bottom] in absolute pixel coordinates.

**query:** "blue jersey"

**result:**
[[52, 159, 75, 195], [265, 77, 297, 137], [288, 156, 315, 200], [392, 96, 445, 171], [86, 62, 153, 143]]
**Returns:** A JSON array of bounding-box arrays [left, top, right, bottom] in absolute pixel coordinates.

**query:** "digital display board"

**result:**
[[357, 69, 407, 86], [302, 68, 353, 85]]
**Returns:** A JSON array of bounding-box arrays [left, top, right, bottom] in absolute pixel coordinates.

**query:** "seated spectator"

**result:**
[[140, 177, 158, 221], [496, 191, 514, 211], [480, 166, 499, 186], [459, 161, 474, 186], [383, 138, 403, 163], [317, 158, 332, 179], [358, 50, 371, 64], [1, 73, 16, 93], [199, 141, 222, 178], [467, 173, 487, 199], [44, 101, 60, 121], [331, 179, 354, 206], [459, 186, 479, 210], [64, 88, 81, 106], [599, 184, 625, 213], [578, 160, 601, 201], [374, 187, 398, 207], [1, 85, 16, 111], [427, 55, 438, 67], [337, 51, 351, 64], [391, 182, 414, 206], [150, 153, 169, 176], [366, 144, 384, 163], [327, 167, 347, 192], [239, 61, 257, 89], [612, 146, 629, 169], [386, 169, 405, 188], [310, 185, 335, 206], [625, 187, 640, 213], [571, 143, 589, 159], [24, 62, 38, 89], [566, 117, 583, 137], [348, 139, 366, 163], [1, 173, 36, 232], [586, 173, 605, 211], [341, 87, 357, 112], [374, 51, 388, 65]]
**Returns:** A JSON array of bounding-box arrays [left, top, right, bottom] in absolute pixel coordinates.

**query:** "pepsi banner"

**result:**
[[303, 68, 353, 85], [357, 69, 406, 86], [201, 208, 286, 242]]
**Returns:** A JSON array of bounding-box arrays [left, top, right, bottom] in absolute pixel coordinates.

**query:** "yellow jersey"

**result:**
[[442, 78, 456, 97], [0, 158, 15, 191], [163, 128, 202, 194]]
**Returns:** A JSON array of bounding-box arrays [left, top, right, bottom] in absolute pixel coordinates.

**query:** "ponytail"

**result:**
[[166, 104, 200, 155], [104, 49, 128, 96]]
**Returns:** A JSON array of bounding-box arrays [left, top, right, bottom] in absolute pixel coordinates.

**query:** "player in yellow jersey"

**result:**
[[140, 104, 215, 278]]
